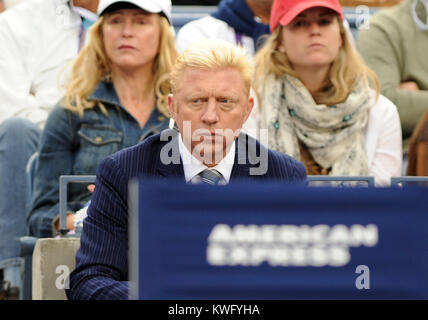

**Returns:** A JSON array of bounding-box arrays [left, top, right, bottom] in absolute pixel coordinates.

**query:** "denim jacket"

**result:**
[[27, 81, 171, 237]]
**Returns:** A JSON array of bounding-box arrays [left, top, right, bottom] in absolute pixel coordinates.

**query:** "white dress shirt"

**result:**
[[178, 133, 235, 185]]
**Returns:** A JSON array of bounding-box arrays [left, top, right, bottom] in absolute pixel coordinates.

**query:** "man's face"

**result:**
[[168, 67, 254, 167]]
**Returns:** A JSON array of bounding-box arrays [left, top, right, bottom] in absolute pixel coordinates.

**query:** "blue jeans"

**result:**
[[0, 118, 40, 290]]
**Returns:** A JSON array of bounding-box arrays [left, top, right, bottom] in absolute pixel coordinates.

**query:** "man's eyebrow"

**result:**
[[185, 93, 205, 100], [217, 93, 239, 99]]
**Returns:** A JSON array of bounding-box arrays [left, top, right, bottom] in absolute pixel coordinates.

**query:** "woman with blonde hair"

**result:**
[[28, 0, 178, 237], [253, 0, 402, 186]]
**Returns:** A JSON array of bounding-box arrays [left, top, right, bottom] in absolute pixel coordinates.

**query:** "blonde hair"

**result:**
[[170, 39, 254, 95], [63, 14, 178, 117], [254, 17, 379, 106]]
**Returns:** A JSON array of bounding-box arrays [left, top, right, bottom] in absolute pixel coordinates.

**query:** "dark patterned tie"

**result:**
[[198, 169, 223, 185]]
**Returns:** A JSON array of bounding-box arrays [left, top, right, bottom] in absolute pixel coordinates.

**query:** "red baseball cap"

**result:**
[[270, 0, 345, 32]]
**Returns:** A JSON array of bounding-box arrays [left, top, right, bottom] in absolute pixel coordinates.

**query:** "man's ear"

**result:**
[[244, 96, 254, 123]]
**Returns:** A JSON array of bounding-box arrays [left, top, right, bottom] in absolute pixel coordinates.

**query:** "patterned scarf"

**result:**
[[261, 74, 373, 176]]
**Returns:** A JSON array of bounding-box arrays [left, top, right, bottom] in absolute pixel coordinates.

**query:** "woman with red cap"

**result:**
[[254, 0, 402, 186]]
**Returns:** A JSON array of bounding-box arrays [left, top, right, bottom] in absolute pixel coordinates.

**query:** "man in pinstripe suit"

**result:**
[[66, 40, 307, 300]]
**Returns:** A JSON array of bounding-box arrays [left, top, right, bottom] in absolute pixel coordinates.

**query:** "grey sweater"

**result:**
[[357, 0, 428, 141]]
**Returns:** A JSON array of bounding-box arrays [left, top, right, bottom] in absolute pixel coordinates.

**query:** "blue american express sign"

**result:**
[[128, 180, 428, 299]]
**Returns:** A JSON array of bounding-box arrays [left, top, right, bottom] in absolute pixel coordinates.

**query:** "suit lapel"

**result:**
[[230, 133, 251, 180], [157, 160, 185, 178], [156, 131, 185, 179]]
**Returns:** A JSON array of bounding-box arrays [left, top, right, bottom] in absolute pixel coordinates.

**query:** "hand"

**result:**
[[54, 213, 76, 231], [66, 214, 76, 230], [400, 81, 419, 91], [54, 185, 94, 232]]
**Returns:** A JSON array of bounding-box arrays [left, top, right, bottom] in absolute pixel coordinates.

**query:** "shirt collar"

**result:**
[[87, 81, 122, 106], [178, 133, 235, 183]]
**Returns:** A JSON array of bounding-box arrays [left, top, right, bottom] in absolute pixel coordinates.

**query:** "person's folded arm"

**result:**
[[368, 98, 403, 186]]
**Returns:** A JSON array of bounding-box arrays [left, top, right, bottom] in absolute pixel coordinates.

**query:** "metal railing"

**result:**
[[307, 175, 375, 187], [390, 176, 428, 187], [56, 174, 428, 236], [59, 175, 96, 236]]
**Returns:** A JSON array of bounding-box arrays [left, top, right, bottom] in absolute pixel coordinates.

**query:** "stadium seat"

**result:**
[[307, 175, 375, 187], [16, 152, 39, 300], [21, 175, 94, 300], [32, 238, 80, 300], [390, 176, 428, 187], [171, 5, 215, 32]]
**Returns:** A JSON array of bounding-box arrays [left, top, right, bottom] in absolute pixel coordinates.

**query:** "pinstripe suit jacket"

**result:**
[[66, 129, 307, 300]]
